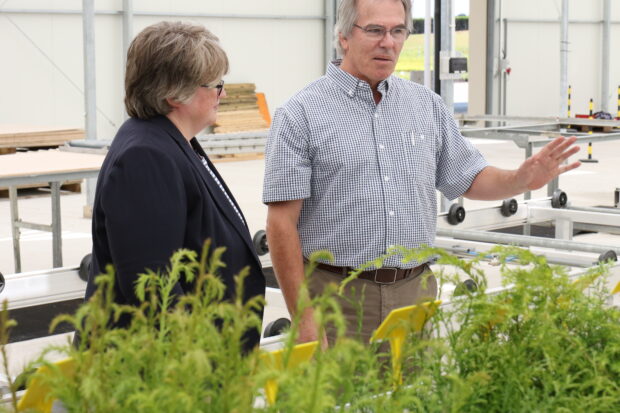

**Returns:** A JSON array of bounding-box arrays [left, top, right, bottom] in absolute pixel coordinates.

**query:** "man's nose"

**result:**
[[378, 31, 396, 48]]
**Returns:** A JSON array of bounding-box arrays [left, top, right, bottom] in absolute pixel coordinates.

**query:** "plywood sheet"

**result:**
[[0, 150, 105, 179]]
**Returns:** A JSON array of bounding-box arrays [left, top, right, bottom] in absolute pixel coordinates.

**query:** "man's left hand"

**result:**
[[516, 136, 581, 191]]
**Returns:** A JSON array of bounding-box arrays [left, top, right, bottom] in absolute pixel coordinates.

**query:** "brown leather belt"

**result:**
[[314, 262, 426, 285]]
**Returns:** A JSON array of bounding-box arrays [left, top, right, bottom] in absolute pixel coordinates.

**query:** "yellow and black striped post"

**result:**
[[587, 98, 594, 135], [580, 98, 598, 163], [580, 142, 598, 163]]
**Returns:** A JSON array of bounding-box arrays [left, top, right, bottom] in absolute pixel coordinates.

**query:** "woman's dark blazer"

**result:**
[[85, 115, 265, 346]]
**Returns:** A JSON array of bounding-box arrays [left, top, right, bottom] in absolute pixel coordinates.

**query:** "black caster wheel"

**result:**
[[551, 189, 568, 209], [598, 250, 618, 264], [453, 279, 478, 297], [500, 198, 518, 217], [0, 271, 4, 294], [263, 317, 291, 338], [447, 203, 466, 225], [78, 254, 92, 282], [253, 230, 269, 256]]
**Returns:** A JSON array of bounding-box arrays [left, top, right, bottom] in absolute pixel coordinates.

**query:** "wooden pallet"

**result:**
[[214, 84, 270, 133], [210, 152, 265, 163], [576, 124, 615, 133], [0, 125, 85, 153]]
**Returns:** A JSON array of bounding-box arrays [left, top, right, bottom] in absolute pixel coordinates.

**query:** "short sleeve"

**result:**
[[262, 105, 312, 203], [435, 101, 488, 200]]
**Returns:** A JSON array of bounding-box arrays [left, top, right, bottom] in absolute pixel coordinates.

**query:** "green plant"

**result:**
[[4, 244, 620, 412], [1, 300, 18, 412]]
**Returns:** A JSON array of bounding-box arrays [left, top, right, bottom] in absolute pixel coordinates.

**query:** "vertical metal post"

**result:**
[[547, 180, 559, 197], [122, 0, 133, 120], [424, 0, 432, 88], [438, 0, 453, 213], [434, 0, 441, 93], [501, 18, 508, 115], [524, 141, 533, 201], [567, 85, 572, 117], [82, 0, 97, 212], [50, 182, 63, 268], [559, 0, 569, 117], [554, 217, 573, 241], [485, 0, 495, 115], [440, 0, 453, 108], [617, 85, 620, 119], [496, 0, 502, 118], [9, 186, 21, 273], [523, 141, 532, 237], [601, 0, 610, 113], [82, 0, 97, 142], [325, 0, 336, 68]]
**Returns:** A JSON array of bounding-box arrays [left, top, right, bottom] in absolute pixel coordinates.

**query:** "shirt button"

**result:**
[[348, 90, 354, 96], [384, 176, 390, 182], [420, 134, 425, 140], [389, 211, 395, 216], [379, 144, 385, 150], [374, 113, 379, 118]]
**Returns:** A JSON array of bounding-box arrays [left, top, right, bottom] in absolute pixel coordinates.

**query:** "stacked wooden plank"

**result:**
[[214, 84, 269, 134], [0, 125, 85, 154]]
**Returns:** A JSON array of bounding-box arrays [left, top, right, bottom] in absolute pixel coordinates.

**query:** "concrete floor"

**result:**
[[1, 137, 619, 378]]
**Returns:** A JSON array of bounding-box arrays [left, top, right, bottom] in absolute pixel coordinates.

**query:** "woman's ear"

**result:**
[[166, 97, 182, 109]]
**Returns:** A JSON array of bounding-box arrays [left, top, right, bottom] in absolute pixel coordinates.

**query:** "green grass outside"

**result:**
[[395, 30, 469, 72]]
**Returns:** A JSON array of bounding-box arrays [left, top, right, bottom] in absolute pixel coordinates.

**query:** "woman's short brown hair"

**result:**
[[124, 21, 229, 119]]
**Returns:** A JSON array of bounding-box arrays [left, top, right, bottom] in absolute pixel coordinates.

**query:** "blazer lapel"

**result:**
[[153, 116, 261, 266]]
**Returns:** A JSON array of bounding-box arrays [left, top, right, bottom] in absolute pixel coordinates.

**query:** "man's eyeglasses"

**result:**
[[353, 24, 410, 41], [200, 79, 225, 97]]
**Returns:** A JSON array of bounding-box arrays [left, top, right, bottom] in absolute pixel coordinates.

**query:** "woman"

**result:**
[[83, 21, 265, 349]]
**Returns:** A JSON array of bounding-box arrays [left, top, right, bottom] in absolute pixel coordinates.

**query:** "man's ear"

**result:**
[[338, 32, 349, 55]]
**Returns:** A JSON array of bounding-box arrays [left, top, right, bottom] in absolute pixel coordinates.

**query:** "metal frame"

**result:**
[[458, 114, 620, 198], [3, 169, 100, 273]]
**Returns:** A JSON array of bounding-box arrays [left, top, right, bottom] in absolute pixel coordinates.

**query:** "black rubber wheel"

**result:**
[[263, 317, 291, 338], [253, 229, 269, 256], [598, 250, 618, 264], [500, 198, 518, 217], [0, 271, 4, 294], [453, 279, 478, 297], [447, 203, 466, 225], [551, 189, 568, 209], [78, 254, 92, 282]]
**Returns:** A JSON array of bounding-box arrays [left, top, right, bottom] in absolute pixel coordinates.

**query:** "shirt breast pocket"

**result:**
[[401, 128, 437, 184]]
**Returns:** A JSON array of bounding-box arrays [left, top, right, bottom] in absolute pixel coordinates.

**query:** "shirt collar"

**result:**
[[327, 59, 390, 99]]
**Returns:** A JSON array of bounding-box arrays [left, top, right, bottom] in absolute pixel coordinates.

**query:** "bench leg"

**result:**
[[9, 186, 21, 273]]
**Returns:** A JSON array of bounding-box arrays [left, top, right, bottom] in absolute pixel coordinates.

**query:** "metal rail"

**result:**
[[437, 227, 619, 256]]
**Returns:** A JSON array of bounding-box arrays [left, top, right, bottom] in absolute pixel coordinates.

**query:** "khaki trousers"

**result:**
[[307, 264, 437, 345]]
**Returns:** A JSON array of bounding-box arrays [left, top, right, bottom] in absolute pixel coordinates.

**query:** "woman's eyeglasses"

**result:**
[[200, 80, 225, 97]]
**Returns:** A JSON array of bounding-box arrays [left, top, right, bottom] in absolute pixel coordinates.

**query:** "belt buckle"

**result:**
[[374, 267, 398, 284]]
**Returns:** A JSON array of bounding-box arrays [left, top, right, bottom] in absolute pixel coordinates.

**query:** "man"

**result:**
[[262, 0, 580, 345]]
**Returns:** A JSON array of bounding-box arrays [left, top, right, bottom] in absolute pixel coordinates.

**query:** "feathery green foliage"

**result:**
[[2, 244, 619, 412]]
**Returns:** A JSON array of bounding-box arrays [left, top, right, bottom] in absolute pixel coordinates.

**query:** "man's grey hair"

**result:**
[[334, 0, 413, 57]]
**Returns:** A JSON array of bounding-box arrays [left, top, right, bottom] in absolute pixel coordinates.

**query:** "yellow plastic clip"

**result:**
[[17, 357, 75, 412], [260, 340, 318, 405], [370, 300, 441, 386]]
